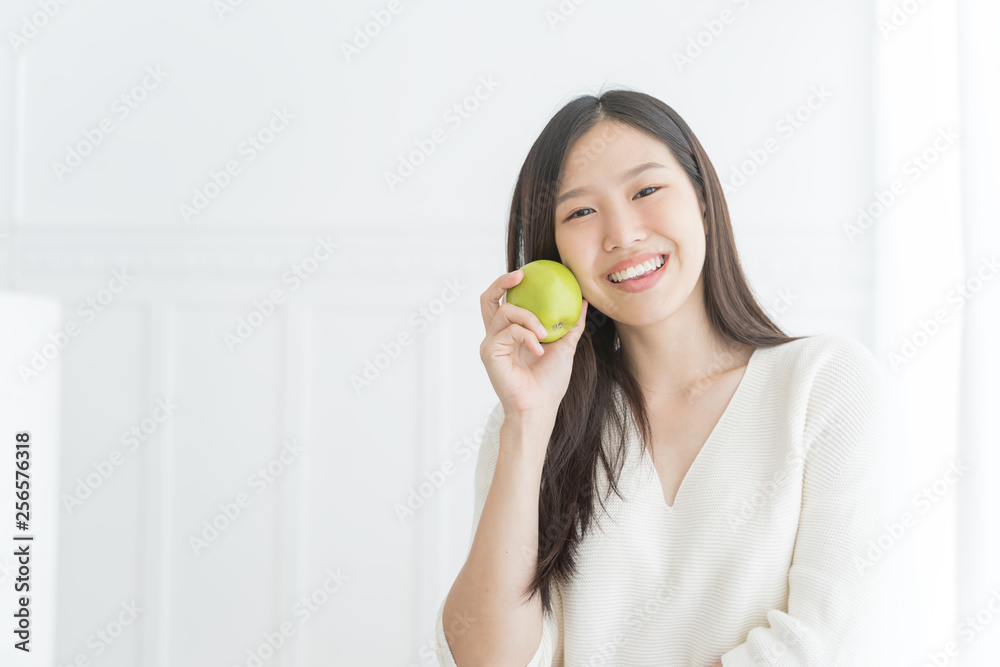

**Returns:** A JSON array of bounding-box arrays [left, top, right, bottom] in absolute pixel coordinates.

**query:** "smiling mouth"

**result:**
[[607, 254, 668, 284]]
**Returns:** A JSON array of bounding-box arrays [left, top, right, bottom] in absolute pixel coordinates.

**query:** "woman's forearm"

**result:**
[[442, 416, 551, 665]]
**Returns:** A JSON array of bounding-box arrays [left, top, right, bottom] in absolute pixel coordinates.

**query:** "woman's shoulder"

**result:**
[[759, 333, 881, 384], [767, 334, 887, 435], [751, 333, 886, 428]]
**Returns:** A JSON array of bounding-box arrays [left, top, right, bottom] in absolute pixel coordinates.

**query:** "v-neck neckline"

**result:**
[[636, 346, 761, 512]]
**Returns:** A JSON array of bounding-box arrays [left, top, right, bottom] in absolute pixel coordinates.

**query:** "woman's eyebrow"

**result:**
[[556, 161, 668, 205]]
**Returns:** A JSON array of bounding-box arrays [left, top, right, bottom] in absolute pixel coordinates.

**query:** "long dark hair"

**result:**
[[506, 87, 808, 616]]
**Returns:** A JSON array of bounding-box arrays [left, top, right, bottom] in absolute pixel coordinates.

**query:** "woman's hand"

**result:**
[[479, 269, 589, 430]]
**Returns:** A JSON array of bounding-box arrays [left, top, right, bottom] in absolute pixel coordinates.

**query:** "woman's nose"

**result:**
[[603, 204, 646, 251]]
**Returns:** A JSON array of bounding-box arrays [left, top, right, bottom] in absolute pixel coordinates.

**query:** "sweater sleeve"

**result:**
[[434, 401, 562, 666], [720, 335, 891, 667]]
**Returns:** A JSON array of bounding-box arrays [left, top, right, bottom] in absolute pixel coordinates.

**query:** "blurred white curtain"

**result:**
[[872, 0, 1000, 664], [953, 0, 1000, 664]]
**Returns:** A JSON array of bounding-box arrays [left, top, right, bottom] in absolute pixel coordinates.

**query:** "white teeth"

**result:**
[[609, 255, 665, 283]]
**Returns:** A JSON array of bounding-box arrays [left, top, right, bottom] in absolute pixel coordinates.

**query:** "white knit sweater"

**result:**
[[435, 333, 892, 666]]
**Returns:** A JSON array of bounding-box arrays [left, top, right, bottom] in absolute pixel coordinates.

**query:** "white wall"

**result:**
[[0, 1, 918, 665]]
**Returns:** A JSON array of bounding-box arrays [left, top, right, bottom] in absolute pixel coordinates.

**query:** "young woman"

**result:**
[[435, 89, 889, 666]]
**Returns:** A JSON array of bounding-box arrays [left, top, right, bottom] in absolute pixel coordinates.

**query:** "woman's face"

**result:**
[[553, 120, 708, 327]]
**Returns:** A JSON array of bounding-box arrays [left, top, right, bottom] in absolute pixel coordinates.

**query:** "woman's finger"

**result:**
[[480, 270, 522, 333]]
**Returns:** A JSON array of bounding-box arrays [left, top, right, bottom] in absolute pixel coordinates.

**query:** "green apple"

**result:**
[[505, 260, 583, 343]]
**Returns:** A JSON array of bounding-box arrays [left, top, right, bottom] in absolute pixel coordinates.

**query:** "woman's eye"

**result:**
[[565, 187, 660, 221]]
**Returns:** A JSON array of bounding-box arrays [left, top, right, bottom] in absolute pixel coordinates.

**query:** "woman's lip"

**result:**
[[604, 251, 667, 279], [607, 254, 668, 292], [605, 253, 668, 282]]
